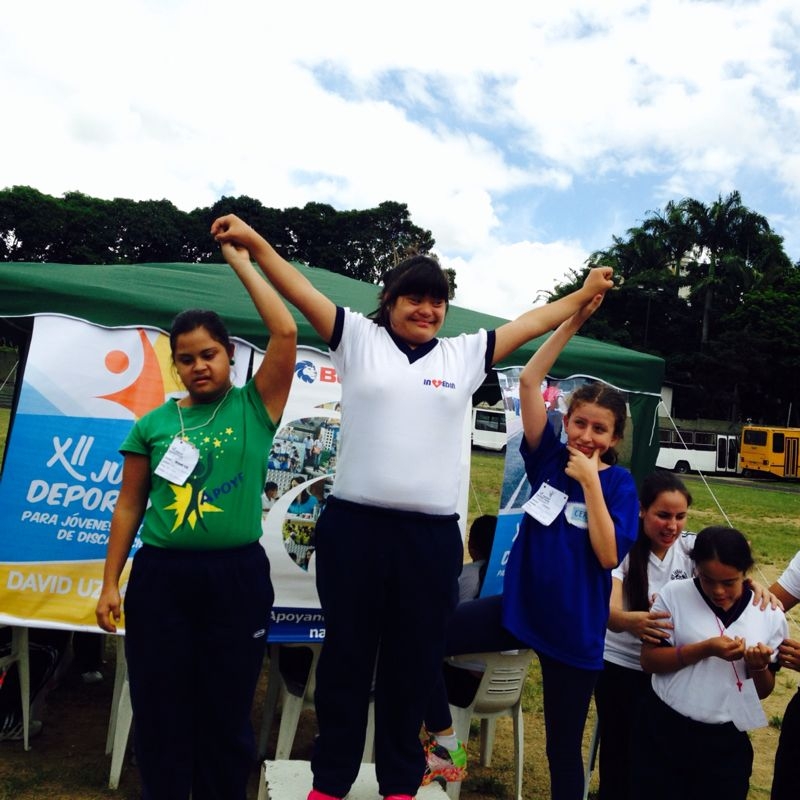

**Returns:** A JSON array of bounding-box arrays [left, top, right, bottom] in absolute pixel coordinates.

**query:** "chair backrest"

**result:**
[[448, 650, 534, 715]]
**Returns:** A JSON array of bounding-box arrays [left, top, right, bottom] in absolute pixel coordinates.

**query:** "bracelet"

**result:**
[[675, 645, 686, 668], [749, 664, 769, 674]]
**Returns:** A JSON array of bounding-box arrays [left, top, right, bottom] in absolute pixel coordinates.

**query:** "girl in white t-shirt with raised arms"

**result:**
[[211, 213, 613, 800]]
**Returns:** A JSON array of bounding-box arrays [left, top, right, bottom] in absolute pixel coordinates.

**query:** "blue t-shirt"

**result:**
[[501, 423, 639, 669]]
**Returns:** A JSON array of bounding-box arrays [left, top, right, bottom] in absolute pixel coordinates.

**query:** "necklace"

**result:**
[[176, 385, 233, 439]]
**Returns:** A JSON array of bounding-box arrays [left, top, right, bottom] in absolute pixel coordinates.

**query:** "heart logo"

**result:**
[[432, 379, 442, 388]]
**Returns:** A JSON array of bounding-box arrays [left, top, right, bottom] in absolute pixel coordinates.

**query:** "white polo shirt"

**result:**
[[329, 308, 491, 515], [777, 551, 800, 602], [650, 578, 788, 724], [604, 533, 696, 670]]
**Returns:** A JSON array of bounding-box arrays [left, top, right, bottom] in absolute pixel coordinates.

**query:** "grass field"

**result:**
[[0, 446, 798, 798]]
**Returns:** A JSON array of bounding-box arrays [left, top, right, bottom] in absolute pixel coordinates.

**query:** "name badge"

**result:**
[[565, 501, 589, 529], [154, 437, 199, 486], [523, 482, 568, 526]]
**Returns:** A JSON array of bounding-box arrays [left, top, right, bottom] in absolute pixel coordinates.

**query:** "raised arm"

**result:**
[[211, 214, 337, 343], [493, 267, 613, 364], [518, 293, 605, 450], [221, 242, 297, 424], [95, 453, 150, 633]]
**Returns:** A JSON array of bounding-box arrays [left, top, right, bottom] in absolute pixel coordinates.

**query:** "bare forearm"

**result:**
[[228, 258, 296, 340], [583, 478, 618, 569], [101, 511, 139, 591], [519, 314, 582, 390], [641, 641, 709, 673]]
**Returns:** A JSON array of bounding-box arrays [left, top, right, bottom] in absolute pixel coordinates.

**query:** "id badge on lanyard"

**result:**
[[154, 437, 200, 485], [523, 482, 568, 526]]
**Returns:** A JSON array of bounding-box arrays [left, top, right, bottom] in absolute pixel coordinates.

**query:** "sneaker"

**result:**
[[81, 670, 104, 685], [421, 736, 467, 785]]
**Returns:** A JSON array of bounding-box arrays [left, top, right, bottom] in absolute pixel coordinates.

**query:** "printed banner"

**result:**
[[480, 369, 598, 597], [0, 316, 471, 642]]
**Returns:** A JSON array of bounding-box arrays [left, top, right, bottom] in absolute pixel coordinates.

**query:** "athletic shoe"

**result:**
[[421, 736, 467, 785], [81, 670, 104, 685]]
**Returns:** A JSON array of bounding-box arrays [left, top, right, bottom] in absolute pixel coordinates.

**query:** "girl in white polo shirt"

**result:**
[[597, 475, 777, 800], [632, 526, 788, 800], [210, 213, 614, 800]]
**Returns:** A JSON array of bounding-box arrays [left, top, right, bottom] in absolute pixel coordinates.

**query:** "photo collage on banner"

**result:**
[[257, 349, 342, 642]]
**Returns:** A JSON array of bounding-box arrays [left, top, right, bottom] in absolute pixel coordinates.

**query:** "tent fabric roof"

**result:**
[[0, 261, 664, 394]]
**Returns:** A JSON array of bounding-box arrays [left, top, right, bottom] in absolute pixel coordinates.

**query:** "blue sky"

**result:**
[[2, 0, 800, 318]]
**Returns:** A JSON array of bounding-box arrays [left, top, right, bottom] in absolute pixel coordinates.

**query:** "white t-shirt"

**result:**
[[650, 579, 788, 724], [329, 309, 490, 515], [458, 561, 485, 602], [777, 550, 800, 601], [604, 533, 695, 670]]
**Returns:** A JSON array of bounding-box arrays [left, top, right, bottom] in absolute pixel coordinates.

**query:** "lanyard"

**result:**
[[712, 613, 743, 692]]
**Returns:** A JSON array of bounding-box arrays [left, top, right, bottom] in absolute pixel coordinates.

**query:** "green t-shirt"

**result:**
[[121, 381, 277, 550]]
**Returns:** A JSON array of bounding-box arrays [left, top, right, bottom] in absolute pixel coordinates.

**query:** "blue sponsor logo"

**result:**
[[295, 360, 318, 384]]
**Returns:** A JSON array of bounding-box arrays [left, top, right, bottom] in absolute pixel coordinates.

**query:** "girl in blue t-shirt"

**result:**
[[425, 294, 638, 799]]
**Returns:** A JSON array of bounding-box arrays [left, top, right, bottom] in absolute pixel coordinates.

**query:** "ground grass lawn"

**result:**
[[0, 446, 798, 798]]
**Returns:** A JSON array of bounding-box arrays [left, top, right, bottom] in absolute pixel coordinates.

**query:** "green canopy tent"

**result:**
[[0, 260, 664, 481]]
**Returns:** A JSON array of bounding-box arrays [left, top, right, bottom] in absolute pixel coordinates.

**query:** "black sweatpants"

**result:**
[[310, 497, 463, 798], [771, 686, 800, 800], [124, 541, 273, 800], [594, 660, 653, 800], [631, 690, 753, 800]]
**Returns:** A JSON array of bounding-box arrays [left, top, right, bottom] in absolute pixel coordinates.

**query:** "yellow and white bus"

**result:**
[[739, 425, 800, 479]]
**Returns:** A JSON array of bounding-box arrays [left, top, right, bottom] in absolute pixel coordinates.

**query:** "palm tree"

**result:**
[[678, 191, 771, 346]]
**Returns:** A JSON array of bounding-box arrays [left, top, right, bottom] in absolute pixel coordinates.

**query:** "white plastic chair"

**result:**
[[444, 649, 534, 800], [105, 635, 132, 789], [0, 626, 31, 750], [258, 642, 375, 763]]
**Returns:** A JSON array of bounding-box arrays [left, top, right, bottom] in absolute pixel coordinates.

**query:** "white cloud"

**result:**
[[446, 239, 589, 319], [1, 0, 800, 313]]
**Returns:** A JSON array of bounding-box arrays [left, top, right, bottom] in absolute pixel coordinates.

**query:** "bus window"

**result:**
[[744, 429, 767, 447], [773, 433, 785, 453], [694, 432, 715, 450]]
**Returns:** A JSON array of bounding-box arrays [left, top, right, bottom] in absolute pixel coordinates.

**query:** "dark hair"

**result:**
[[264, 481, 278, 493], [468, 514, 497, 562], [169, 309, 233, 358], [565, 382, 627, 465], [691, 525, 754, 573], [370, 254, 450, 328], [624, 472, 693, 612]]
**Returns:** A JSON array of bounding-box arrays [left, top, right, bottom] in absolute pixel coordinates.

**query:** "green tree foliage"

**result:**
[[0, 187, 435, 287], [549, 191, 796, 422]]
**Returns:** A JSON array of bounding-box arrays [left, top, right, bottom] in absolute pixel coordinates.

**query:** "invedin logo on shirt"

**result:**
[[423, 378, 456, 389], [294, 361, 341, 384]]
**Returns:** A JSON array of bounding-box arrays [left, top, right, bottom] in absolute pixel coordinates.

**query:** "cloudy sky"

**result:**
[[3, 0, 800, 318]]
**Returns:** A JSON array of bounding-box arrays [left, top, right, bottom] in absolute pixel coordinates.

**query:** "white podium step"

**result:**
[[258, 760, 448, 800]]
